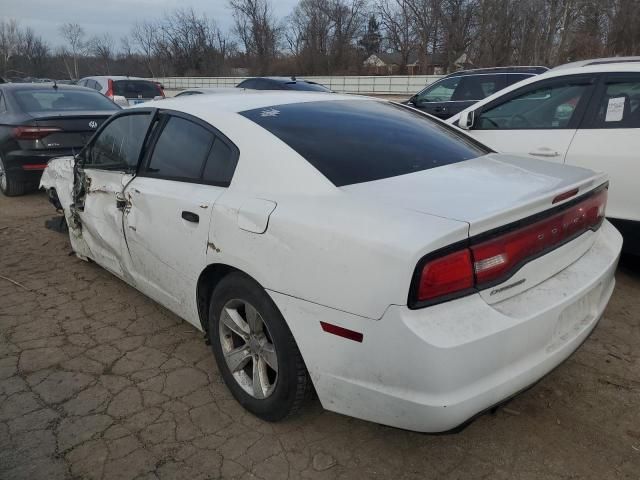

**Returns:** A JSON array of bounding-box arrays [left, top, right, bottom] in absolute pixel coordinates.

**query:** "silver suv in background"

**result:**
[[77, 76, 165, 107]]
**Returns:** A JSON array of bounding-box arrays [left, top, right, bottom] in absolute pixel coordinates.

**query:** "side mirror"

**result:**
[[112, 95, 129, 107], [458, 110, 475, 130], [152, 95, 164, 101]]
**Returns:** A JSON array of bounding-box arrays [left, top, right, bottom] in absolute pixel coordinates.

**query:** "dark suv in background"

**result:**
[[236, 77, 331, 92], [407, 66, 548, 119]]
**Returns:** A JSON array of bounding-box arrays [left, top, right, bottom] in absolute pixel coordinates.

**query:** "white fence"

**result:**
[[154, 75, 443, 95]]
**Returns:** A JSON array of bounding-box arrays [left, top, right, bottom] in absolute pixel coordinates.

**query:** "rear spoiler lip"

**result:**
[[470, 181, 609, 245], [408, 182, 609, 309]]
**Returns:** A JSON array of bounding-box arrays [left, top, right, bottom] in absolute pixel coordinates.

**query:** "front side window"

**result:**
[[591, 77, 640, 128], [416, 77, 461, 103], [476, 80, 591, 130], [86, 113, 151, 170], [145, 116, 213, 180], [241, 100, 489, 186]]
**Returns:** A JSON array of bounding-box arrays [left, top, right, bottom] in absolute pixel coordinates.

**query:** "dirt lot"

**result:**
[[1, 192, 639, 480]]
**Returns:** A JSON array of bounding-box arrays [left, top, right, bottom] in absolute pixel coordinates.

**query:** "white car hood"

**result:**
[[341, 153, 608, 236]]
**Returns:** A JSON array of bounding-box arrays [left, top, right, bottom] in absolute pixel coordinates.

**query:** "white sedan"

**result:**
[[41, 92, 622, 432], [447, 61, 640, 254]]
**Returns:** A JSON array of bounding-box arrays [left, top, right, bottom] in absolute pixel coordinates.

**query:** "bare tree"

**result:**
[[229, 0, 281, 74], [378, 0, 416, 72], [131, 20, 159, 76], [87, 33, 114, 74], [59, 23, 85, 79], [0, 19, 21, 77]]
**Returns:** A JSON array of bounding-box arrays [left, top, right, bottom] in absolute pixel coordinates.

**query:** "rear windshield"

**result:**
[[13, 89, 120, 113], [241, 100, 489, 186], [113, 80, 162, 99], [285, 81, 331, 92]]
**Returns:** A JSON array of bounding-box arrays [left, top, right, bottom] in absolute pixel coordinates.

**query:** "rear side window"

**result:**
[[202, 139, 237, 185], [13, 89, 119, 113], [241, 100, 489, 186], [113, 80, 162, 99], [591, 77, 640, 128], [146, 117, 213, 180], [144, 115, 238, 185]]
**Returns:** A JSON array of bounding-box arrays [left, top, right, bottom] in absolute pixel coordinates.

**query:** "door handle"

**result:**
[[181, 211, 199, 223], [529, 149, 560, 158]]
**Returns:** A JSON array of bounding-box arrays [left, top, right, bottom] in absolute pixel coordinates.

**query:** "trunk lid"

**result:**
[[24, 112, 112, 150], [341, 153, 607, 237]]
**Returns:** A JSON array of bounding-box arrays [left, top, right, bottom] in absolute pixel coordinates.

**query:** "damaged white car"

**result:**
[[41, 92, 622, 432]]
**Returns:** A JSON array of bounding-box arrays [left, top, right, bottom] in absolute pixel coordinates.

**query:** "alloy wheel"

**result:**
[[218, 298, 278, 399]]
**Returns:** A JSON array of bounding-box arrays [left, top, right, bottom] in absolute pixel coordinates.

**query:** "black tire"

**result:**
[[208, 272, 311, 421], [0, 157, 27, 197]]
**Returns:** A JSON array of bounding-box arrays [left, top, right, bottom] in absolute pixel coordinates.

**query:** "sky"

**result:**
[[1, 0, 299, 49]]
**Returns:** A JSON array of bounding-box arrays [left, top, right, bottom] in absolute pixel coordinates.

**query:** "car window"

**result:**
[[145, 116, 214, 180], [86, 113, 151, 171], [452, 75, 503, 101], [241, 99, 489, 187], [237, 79, 256, 89], [416, 77, 461, 102], [0, 91, 7, 113], [90, 80, 102, 91], [284, 81, 330, 92], [202, 138, 237, 186], [476, 80, 591, 130], [504, 73, 533, 87], [13, 89, 119, 113], [113, 80, 162, 99], [591, 78, 640, 128]]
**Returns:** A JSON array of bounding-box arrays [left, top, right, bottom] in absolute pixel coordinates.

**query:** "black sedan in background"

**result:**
[[406, 66, 548, 119], [236, 76, 331, 92], [0, 84, 120, 196]]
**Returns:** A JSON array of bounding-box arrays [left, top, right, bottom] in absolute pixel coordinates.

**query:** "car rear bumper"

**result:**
[[268, 220, 622, 432], [4, 149, 75, 182]]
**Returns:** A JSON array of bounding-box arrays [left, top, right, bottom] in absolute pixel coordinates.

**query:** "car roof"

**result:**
[[443, 66, 548, 77], [81, 76, 149, 81], [135, 91, 365, 115], [0, 83, 95, 92], [248, 77, 319, 84], [551, 56, 640, 70]]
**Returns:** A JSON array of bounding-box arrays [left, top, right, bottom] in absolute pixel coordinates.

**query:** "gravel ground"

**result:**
[[1, 191, 639, 480]]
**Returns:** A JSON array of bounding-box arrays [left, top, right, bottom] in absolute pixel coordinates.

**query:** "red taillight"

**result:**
[[471, 188, 607, 286], [410, 186, 608, 307], [416, 249, 474, 302], [106, 78, 114, 97], [12, 126, 62, 140]]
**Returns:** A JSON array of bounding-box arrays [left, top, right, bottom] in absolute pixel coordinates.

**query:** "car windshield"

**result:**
[[113, 80, 162, 99], [285, 81, 331, 92], [13, 89, 120, 113], [241, 100, 489, 186]]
